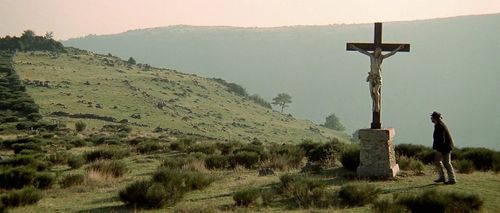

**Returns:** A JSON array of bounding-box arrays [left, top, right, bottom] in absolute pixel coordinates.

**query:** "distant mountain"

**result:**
[[64, 14, 500, 150]]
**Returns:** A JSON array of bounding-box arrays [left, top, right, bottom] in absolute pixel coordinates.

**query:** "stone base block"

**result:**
[[357, 128, 399, 178]]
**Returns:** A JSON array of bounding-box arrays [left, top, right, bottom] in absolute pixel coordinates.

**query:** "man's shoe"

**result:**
[[433, 178, 445, 183], [444, 180, 456, 185]]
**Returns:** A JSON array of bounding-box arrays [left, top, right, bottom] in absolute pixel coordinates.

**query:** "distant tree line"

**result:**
[[0, 30, 64, 52], [212, 78, 272, 109]]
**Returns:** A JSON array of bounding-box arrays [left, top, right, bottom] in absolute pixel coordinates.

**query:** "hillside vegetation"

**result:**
[[64, 14, 500, 150], [12, 48, 346, 143]]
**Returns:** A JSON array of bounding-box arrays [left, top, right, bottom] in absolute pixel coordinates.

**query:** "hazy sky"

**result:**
[[1, 0, 499, 40]]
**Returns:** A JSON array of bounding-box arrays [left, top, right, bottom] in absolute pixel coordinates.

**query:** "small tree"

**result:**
[[323, 113, 345, 131], [127, 57, 136, 65], [44, 32, 54, 40], [272, 93, 292, 113]]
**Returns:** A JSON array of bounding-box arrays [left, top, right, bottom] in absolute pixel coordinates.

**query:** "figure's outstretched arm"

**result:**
[[383, 44, 405, 59], [349, 44, 372, 57]]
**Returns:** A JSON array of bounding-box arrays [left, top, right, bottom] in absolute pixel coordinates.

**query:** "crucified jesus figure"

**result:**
[[349, 44, 405, 112]]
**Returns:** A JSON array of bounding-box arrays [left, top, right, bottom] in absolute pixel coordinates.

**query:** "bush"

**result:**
[[69, 138, 87, 147], [267, 144, 304, 170], [0, 186, 42, 208], [46, 151, 71, 165], [11, 142, 42, 154], [415, 149, 435, 164], [233, 188, 261, 207], [0, 155, 50, 171], [397, 155, 424, 173], [67, 155, 85, 169], [137, 141, 165, 154], [205, 155, 231, 169], [169, 141, 186, 152], [372, 198, 407, 213], [188, 143, 217, 155], [230, 151, 260, 169], [75, 121, 87, 132], [182, 170, 214, 190], [460, 148, 498, 171], [279, 174, 332, 208], [340, 146, 360, 171], [84, 147, 129, 162], [60, 174, 85, 188], [34, 172, 55, 189], [338, 183, 380, 207], [455, 159, 475, 174], [396, 189, 483, 213], [87, 160, 128, 178], [395, 144, 433, 158], [119, 180, 157, 208], [0, 167, 37, 189]]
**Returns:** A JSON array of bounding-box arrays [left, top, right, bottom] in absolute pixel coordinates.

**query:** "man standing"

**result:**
[[431, 111, 456, 184]]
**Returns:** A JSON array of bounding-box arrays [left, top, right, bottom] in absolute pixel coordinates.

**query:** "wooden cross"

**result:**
[[346, 22, 410, 129]]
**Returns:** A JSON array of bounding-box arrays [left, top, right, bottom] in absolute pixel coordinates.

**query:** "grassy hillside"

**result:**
[[64, 14, 500, 150], [12, 48, 347, 143]]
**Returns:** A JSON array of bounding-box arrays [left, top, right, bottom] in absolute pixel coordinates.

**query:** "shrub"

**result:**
[[87, 160, 128, 178], [12, 142, 42, 154], [230, 151, 260, 169], [205, 155, 231, 169], [182, 171, 214, 190], [0, 167, 37, 189], [188, 143, 217, 155], [338, 183, 380, 207], [69, 138, 87, 147], [0, 186, 42, 208], [137, 141, 165, 154], [396, 189, 483, 213], [60, 174, 85, 188], [372, 198, 407, 213], [161, 157, 189, 170], [169, 141, 186, 152], [415, 149, 435, 164], [0, 155, 49, 171], [460, 148, 497, 171], [84, 147, 129, 162], [397, 155, 424, 173], [119, 180, 157, 208], [455, 159, 475, 174], [279, 175, 332, 208], [233, 188, 261, 207], [340, 146, 360, 171], [67, 155, 85, 169], [46, 151, 71, 164], [34, 172, 55, 189], [268, 143, 304, 169], [395, 144, 432, 158], [75, 121, 87, 132]]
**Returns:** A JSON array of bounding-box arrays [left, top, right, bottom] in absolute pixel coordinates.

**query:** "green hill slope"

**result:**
[[13, 48, 347, 143]]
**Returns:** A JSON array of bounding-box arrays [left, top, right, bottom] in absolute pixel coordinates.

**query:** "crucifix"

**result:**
[[346, 22, 410, 129]]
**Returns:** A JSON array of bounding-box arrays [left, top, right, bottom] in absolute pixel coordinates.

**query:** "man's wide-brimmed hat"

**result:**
[[431, 111, 442, 119]]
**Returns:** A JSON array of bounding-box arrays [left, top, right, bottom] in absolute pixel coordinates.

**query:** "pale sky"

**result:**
[[1, 0, 499, 40]]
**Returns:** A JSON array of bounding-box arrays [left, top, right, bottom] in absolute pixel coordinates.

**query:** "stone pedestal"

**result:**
[[357, 128, 399, 178]]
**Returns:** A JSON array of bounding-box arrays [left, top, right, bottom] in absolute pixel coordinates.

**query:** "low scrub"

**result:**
[[60, 174, 85, 188], [396, 189, 483, 213], [397, 155, 424, 173], [86, 160, 128, 178], [230, 151, 260, 169], [67, 155, 85, 169], [279, 174, 334, 208], [455, 159, 475, 174], [119, 168, 213, 209], [459, 148, 498, 171], [84, 147, 129, 162], [34, 172, 55, 189], [395, 144, 433, 158], [0, 186, 42, 208], [137, 141, 165, 154], [205, 155, 231, 170], [0, 167, 37, 189], [233, 187, 261, 207], [340, 146, 360, 171], [338, 183, 380, 207]]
